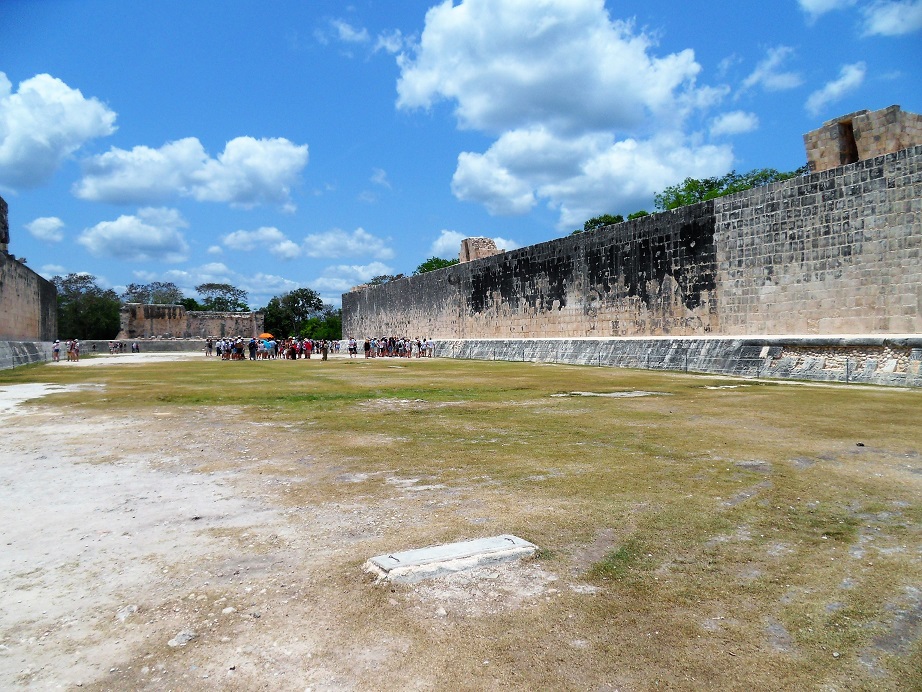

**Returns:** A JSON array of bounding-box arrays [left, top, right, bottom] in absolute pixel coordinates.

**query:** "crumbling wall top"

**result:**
[[460, 237, 503, 263], [804, 104, 922, 173]]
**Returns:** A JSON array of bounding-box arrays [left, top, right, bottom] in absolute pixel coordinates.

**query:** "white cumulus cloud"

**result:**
[[25, 216, 65, 242], [78, 207, 189, 263], [805, 62, 867, 116], [710, 111, 760, 137], [303, 227, 394, 260], [395, 0, 735, 227], [862, 0, 922, 35], [222, 226, 302, 260], [397, 0, 705, 134], [312, 261, 395, 293], [0, 72, 116, 189], [452, 129, 733, 229], [74, 136, 308, 209]]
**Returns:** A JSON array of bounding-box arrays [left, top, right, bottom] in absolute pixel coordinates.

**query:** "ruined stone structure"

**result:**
[[804, 105, 922, 173], [344, 109, 922, 386], [460, 237, 503, 263], [0, 195, 57, 344], [118, 303, 264, 340]]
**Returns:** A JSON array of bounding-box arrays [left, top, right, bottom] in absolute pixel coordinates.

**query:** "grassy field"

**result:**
[[3, 355, 920, 690]]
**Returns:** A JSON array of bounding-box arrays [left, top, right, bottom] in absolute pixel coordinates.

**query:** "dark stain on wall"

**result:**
[[585, 202, 717, 311], [467, 250, 574, 314]]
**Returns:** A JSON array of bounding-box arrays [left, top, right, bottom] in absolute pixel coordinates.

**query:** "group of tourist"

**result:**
[[51, 339, 80, 362], [361, 337, 434, 358], [200, 336, 436, 360], [205, 337, 340, 361], [106, 341, 140, 354]]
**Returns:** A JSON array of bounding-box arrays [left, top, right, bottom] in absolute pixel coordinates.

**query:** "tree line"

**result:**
[[51, 277, 342, 341]]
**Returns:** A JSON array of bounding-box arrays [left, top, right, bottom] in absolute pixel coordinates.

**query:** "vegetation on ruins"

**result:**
[[653, 165, 809, 211], [194, 282, 250, 312], [574, 164, 808, 235], [413, 256, 460, 274], [368, 273, 406, 285], [52, 273, 120, 339]]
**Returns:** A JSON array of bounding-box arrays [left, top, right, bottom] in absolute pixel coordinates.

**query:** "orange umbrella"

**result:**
[[258, 332, 273, 339]]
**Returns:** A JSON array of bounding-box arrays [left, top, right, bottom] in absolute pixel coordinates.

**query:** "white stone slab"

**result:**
[[365, 534, 537, 583]]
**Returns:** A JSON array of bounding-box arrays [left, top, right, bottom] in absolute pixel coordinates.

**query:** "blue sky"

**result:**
[[1, 0, 919, 309]]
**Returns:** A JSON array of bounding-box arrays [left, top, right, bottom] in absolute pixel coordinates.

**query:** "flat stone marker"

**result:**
[[365, 534, 537, 583]]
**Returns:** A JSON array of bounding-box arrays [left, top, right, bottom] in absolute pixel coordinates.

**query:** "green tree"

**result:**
[[260, 288, 324, 337], [368, 274, 405, 285], [178, 297, 202, 311], [194, 282, 249, 311], [654, 165, 808, 211], [627, 210, 649, 220], [584, 214, 624, 232], [121, 281, 185, 305], [52, 273, 121, 339], [300, 307, 342, 340], [413, 257, 459, 274]]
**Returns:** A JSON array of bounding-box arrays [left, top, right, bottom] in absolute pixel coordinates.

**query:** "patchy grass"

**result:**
[[3, 356, 920, 689]]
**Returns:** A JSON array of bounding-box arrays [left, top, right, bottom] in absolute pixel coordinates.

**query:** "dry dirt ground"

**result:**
[[0, 355, 569, 691]]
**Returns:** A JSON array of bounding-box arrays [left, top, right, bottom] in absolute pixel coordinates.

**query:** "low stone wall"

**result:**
[[434, 337, 922, 387], [0, 341, 52, 370]]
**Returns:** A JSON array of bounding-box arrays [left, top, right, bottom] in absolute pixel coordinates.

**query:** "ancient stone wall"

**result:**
[[804, 105, 922, 173], [118, 304, 264, 339], [343, 144, 922, 340], [0, 252, 57, 341], [433, 336, 922, 387]]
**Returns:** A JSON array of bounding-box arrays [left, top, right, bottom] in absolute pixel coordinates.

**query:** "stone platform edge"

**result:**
[[432, 336, 922, 387]]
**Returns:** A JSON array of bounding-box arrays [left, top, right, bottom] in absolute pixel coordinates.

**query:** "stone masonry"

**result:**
[[460, 237, 503, 263], [0, 194, 57, 342], [118, 303, 264, 340], [804, 105, 922, 173], [344, 143, 922, 340]]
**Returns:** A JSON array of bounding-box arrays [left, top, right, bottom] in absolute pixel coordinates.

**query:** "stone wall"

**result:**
[[118, 304, 264, 339], [343, 144, 922, 340], [0, 252, 58, 341], [804, 105, 922, 173]]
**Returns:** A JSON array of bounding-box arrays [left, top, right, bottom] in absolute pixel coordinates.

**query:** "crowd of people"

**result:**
[[206, 337, 341, 361], [202, 336, 436, 360], [361, 337, 434, 358]]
